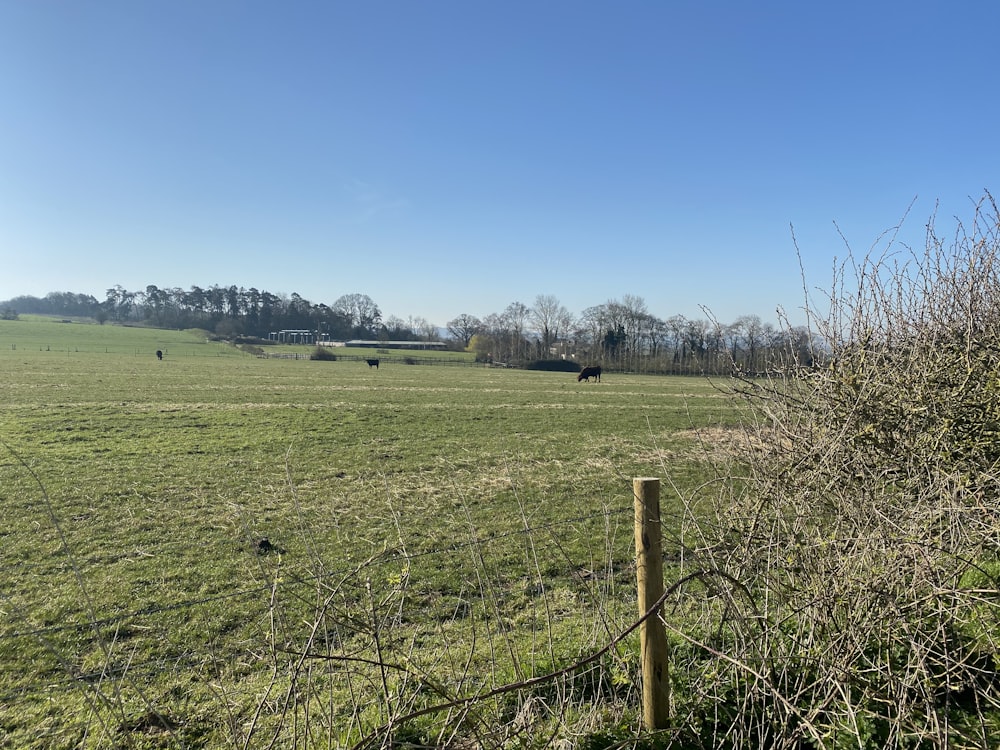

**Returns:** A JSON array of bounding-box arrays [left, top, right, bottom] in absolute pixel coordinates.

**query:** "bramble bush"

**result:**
[[673, 194, 1000, 748]]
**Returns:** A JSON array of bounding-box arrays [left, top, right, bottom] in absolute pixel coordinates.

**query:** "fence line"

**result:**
[[0, 472, 700, 750], [260, 352, 479, 367], [2, 504, 637, 643], [1, 497, 657, 709]]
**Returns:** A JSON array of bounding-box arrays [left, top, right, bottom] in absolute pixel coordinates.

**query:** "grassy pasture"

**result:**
[[0, 315, 244, 358], [0, 318, 737, 748]]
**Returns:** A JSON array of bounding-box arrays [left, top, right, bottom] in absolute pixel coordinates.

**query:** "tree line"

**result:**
[[1, 285, 434, 342], [456, 293, 813, 375], [1, 285, 814, 374]]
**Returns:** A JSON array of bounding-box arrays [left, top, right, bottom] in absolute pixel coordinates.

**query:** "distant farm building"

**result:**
[[269, 329, 322, 343], [321, 340, 448, 350], [271, 332, 447, 349]]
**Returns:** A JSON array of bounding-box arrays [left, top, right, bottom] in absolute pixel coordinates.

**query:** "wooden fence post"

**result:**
[[634, 476, 670, 729]]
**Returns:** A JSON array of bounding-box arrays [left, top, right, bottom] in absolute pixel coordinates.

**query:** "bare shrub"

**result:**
[[674, 194, 1000, 747], [309, 345, 337, 361]]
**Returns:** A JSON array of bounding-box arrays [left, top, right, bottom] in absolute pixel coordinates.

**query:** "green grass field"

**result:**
[[0, 318, 737, 748]]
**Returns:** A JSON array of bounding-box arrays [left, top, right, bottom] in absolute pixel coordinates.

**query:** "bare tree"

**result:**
[[333, 293, 382, 337], [446, 313, 482, 348], [503, 301, 531, 362], [728, 314, 773, 373], [531, 294, 572, 356], [406, 316, 439, 341], [381, 315, 410, 339], [471, 312, 506, 361], [576, 305, 606, 359], [619, 294, 654, 369]]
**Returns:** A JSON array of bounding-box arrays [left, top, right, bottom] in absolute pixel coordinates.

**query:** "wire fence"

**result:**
[[1, 501, 652, 706], [3, 505, 632, 639], [260, 352, 479, 366]]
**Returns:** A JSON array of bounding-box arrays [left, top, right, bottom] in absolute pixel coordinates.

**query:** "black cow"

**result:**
[[577, 365, 602, 382], [366, 358, 380, 369], [156, 350, 163, 361]]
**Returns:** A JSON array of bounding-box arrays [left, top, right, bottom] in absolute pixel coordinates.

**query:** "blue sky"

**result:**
[[2, 1, 997, 328]]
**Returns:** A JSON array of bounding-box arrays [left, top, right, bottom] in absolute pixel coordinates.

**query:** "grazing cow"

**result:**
[[156, 350, 163, 361], [366, 358, 380, 369], [577, 365, 602, 382]]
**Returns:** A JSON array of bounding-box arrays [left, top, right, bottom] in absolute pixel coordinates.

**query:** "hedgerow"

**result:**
[[676, 194, 1000, 748]]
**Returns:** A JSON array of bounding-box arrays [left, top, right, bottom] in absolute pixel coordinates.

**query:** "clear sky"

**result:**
[[2, 1, 997, 328]]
